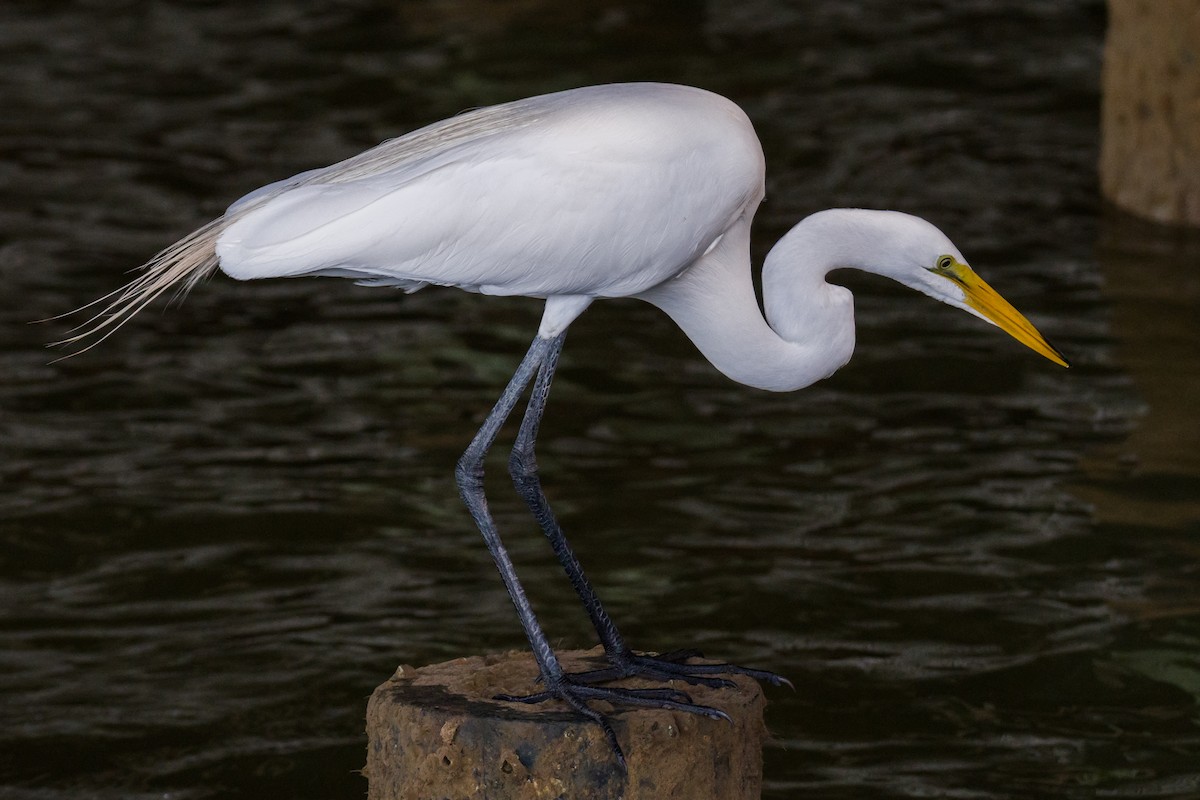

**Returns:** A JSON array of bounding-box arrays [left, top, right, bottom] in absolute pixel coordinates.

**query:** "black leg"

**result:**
[[505, 334, 794, 692], [508, 333, 627, 655], [456, 333, 729, 769], [455, 335, 565, 684]]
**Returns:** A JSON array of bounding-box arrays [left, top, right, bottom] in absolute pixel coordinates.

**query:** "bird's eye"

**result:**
[[936, 255, 954, 271]]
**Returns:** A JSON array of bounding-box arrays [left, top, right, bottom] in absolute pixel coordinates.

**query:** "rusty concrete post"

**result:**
[[1100, 0, 1200, 226], [364, 648, 768, 800]]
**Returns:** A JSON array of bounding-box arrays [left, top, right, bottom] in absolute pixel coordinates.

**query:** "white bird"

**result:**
[[61, 82, 1068, 763]]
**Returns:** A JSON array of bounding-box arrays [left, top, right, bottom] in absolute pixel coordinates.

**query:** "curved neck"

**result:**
[[636, 216, 855, 392]]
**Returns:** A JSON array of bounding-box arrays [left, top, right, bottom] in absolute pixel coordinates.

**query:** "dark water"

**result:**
[[3, 1, 1198, 798]]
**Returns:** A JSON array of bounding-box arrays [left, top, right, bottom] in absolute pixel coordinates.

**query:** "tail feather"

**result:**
[[50, 215, 227, 359], [49, 98, 542, 358]]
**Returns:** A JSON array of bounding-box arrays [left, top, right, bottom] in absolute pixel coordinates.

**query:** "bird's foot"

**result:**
[[494, 674, 730, 768], [570, 647, 795, 691]]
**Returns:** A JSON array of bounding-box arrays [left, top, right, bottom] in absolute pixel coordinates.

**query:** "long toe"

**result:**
[[569, 663, 734, 689], [574, 650, 794, 690], [493, 675, 730, 768], [496, 681, 725, 721], [647, 657, 795, 690]]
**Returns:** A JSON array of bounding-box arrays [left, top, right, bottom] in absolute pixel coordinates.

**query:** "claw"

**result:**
[[494, 674, 731, 767], [571, 663, 735, 689], [651, 648, 705, 662], [570, 649, 792, 691], [491, 649, 787, 767]]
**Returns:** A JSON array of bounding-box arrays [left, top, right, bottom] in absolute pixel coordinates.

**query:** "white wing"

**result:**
[[216, 83, 766, 299]]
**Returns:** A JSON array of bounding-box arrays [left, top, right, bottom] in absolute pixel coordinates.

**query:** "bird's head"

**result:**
[[844, 210, 1070, 368], [914, 251, 1068, 367]]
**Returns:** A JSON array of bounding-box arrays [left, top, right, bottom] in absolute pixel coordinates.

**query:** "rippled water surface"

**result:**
[[4, 1, 1199, 798]]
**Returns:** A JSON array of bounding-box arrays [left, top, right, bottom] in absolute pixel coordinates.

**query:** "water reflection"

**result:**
[[3, 1, 1198, 799], [1079, 213, 1200, 529]]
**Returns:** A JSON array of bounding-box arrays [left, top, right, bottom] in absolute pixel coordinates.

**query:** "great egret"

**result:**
[[61, 82, 1068, 763]]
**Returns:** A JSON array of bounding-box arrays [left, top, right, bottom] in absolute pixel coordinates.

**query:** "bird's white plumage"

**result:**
[[216, 84, 763, 300], [66, 82, 1065, 382]]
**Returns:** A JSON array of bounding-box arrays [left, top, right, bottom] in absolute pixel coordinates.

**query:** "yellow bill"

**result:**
[[947, 263, 1070, 368]]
